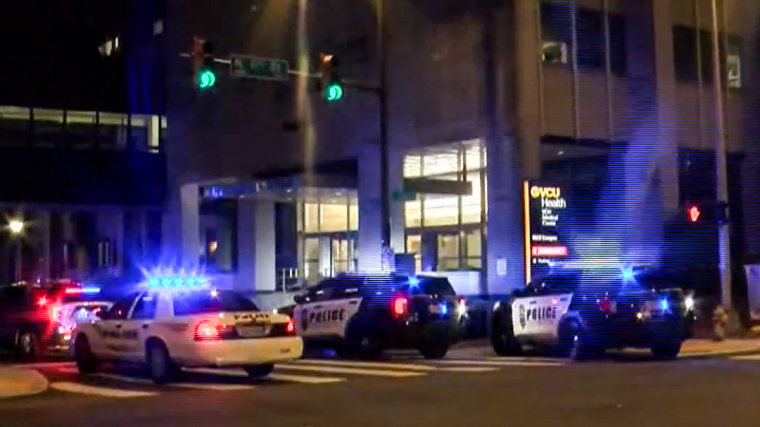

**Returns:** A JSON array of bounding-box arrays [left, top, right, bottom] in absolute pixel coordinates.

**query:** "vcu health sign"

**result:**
[[523, 182, 569, 283]]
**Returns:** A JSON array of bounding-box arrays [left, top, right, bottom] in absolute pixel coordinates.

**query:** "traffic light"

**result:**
[[686, 202, 730, 224], [193, 37, 216, 90], [319, 53, 343, 102], [687, 205, 701, 223]]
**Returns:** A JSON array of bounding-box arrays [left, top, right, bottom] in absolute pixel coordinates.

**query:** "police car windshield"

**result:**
[[173, 290, 259, 316]]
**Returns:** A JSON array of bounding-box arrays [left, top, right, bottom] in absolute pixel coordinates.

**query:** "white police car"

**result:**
[[73, 274, 303, 383], [491, 268, 693, 360]]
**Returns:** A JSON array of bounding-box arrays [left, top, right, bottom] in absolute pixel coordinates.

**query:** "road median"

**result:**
[[0, 367, 48, 399]]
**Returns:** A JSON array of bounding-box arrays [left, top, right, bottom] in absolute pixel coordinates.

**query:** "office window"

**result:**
[[609, 13, 627, 76], [576, 8, 604, 70], [673, 25, 698, 81], [726, 35, 742, 89], [541, 1, 573, 65], [199, 200, 237, 273]]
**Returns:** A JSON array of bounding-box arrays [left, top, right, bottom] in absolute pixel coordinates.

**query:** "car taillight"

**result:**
[[457, 297, 467, 316], [194, 320, 237, 341], [598, 296, 615, 315], [37, 296, 48, 307], [286, 318, 296, 335], [392, 296, 408, 317], [51, 305, 62, 323]]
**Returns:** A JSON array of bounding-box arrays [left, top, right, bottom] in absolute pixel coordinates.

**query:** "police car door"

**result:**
[[123, 292, 159, 361], [92, 292, 140, 358], [293, 278, 362, 338], [511, 279, 572, 343]]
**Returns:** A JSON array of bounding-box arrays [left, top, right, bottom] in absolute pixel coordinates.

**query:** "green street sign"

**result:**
[[230, 55, 289, 81]]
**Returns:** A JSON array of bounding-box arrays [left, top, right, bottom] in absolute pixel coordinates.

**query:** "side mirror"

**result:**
[[294, 294, 305, 304]]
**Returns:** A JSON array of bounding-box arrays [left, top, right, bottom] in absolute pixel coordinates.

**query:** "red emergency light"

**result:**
[[531, 245, 568, 257]]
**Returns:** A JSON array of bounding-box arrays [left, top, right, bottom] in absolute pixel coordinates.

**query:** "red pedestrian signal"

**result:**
[[688, 205, 701, 223]]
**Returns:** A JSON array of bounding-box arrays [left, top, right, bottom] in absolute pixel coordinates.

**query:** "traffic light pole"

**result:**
[[710, 0, 733, 311]]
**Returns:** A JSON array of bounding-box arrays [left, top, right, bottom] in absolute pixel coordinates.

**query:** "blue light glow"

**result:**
[[408, 276, 420, 288], [81, 286, 101, 295], [621, 266, 635, 282], [660, 299, 669, 311], [146, 273, 208, 290], [439, 303, 448, 315]]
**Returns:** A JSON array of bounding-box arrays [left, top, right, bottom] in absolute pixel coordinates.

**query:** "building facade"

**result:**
[[0, 0, 167, 284], [164, 0, 760, 302]]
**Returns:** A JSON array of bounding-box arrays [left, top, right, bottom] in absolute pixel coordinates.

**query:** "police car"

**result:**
[[73, 274, 303, 383], [278, 274, 467, 359], [490, 268, 694, 360]]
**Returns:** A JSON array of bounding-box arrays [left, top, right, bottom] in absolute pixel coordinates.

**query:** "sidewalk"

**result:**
[[0, 367, 48, 399], [679, 338, 760, 358]]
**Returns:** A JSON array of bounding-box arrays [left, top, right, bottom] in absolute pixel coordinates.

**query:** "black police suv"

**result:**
[[278, 274, 467, 359], [490, 268, 695, 360]]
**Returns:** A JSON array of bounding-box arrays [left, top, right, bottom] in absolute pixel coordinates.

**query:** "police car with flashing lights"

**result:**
[[73, 274, 303, 383], [490, 268, 695, 360], [277, 274, 467, 359]]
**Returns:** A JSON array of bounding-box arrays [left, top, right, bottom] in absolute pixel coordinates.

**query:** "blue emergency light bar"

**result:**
[[145, 274, 209, 290]]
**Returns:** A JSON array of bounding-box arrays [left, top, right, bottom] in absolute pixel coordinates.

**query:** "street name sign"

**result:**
[[230, 55, 289, 81]]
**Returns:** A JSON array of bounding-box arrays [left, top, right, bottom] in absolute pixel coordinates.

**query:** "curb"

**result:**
[[679, 348, 760, 359], [0, 368, 48, 399]]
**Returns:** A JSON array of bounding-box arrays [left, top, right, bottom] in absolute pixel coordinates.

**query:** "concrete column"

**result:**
[[515, 0, 543, 180], [37, 212, 51, 280], [389, 149, 406, 254], [485, 5, 525, 295], [237, 198, 276, 292], [357, 141, 384, 273], [180, 183, 201, 269]]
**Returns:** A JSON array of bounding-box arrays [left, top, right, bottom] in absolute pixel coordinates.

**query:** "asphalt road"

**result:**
[[2, 348, 760, 427]]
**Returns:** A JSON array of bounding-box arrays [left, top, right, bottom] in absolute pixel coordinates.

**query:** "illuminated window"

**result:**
[[405, 200, 422, 228], [404, 155, 422, 177], [320, 204, 349, 232], [304, 203, 319, 233], [424, 195, 459, 227], [423, 151, 459, 176], [462, 171, 482, 224], [437, 234, 460, 271], [349, 203, 359, 231]]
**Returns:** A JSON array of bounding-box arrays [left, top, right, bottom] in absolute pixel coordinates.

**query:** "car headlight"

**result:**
[[684, 295, 695, 311]]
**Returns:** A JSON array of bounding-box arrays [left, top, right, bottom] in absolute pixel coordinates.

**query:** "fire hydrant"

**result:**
[[713, 305, 730, 341]]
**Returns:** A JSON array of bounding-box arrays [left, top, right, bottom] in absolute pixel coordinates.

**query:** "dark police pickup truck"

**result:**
[[278, 274, 467, 359], [491, 268, 695, 360]]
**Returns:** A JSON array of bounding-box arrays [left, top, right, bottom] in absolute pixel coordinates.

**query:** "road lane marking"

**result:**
[[276, 363, 426, 377], [297, 359, 438, 371], [50, 382, 157, 398], [94, 372, 255, 390], [729, 354, 760, 360], [485, 357, 562, 363], [184, 368, 346, 384], [429, 359, 562, 367], [438, 366, 499, 373], [268, 373, 346, 384]]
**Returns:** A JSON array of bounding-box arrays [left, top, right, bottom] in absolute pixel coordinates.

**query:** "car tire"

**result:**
[[419, 323, 450, 359], [558, 319, 601, 361], [74, 335, 98, 374], [15, 330, 41, 361], [146, 340, 178, 384], [343, 321, 384, 359], [244, 364, 274, 379], [491, 308, 522, 356], [651, 325, 682, 360]]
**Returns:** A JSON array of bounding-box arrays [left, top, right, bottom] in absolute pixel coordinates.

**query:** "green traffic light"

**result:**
[[198, 68, 216, 89], [325, 82, 344, 102]]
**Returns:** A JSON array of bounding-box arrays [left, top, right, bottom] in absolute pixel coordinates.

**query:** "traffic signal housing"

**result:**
[[686, 202, 730, 224], [193, 37, 216, 90], [319, 53, 343, 102]]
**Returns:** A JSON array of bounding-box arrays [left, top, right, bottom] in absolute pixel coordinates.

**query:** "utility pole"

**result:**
[[710, 0, 732, 310], [377, 0, 391, 256]]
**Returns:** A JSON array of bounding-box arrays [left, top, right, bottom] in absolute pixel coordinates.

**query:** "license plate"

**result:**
[[237, 325, 266, 338]]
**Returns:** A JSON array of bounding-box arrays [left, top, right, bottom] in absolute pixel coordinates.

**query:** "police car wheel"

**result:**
[[420, 340, 449, 359], [558, 320, 600, 361], [15, 331, 40, 361], [491, 310, 521, 356], [74, 335, 97, 374], [343, 322, 384, 359], [651, 329, 682, 360], [146, 341, 178, 384], [244, 364, 274, 378]]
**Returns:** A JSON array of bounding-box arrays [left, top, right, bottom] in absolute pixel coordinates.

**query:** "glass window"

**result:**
[[349, 203, 359, 231], [173, 290, 258, 316], [437, 234, 460, 271], [424, 195, 459, 227], [304, 203, 319, 233], [320, 204, 349, 232], [423, 151, 459, 176], [130, 293, 158, 320], [609, 13, 627, 76], [106, 293, 140, 320], [462, 171, 482, 224], [405, 200, 422, 227], [200, 200, 237, 273], [576, 8, 604, 70], [404, 155, 422, 177], [541, 1, 573, 64]]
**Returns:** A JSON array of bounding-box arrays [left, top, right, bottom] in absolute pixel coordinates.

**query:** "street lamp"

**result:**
[[8, 219, 24, 281]]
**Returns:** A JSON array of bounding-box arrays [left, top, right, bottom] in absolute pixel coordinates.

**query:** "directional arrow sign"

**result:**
[[230, 55, 289, 81]]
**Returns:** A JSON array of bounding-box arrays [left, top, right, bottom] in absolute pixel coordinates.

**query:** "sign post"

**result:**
[[523, 181, 569, 283]]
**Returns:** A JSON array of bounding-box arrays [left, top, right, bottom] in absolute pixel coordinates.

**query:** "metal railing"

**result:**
[[276, 268, 306, 292]]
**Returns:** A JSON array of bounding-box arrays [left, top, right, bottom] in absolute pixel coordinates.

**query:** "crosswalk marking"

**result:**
[[297, 359, 438, 372], [485, 356, 561, 363], [170, 383, 255, 391], [429, 359, 562, 367], [729, 354, 760, 360], [268, 373, 346, 384], [51, 382, 157, 398], [276, 363, 426, 377], [183, 367, 247, 378], [438, 366, 498, 373]]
